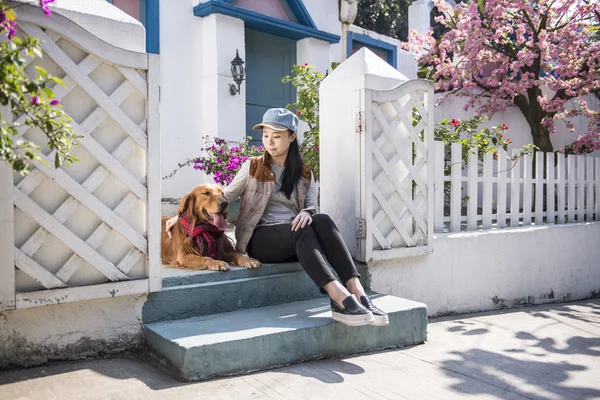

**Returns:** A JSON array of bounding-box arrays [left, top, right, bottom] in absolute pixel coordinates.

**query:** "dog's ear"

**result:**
[[178, 192, 198, 233], [178, 192, 193, 216]]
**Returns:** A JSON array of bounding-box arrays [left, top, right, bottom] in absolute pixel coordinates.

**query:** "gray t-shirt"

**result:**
[[257, 165, 298, 227]]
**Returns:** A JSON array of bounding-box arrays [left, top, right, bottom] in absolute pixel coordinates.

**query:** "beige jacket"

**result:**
[[224, 152, 319, 254]]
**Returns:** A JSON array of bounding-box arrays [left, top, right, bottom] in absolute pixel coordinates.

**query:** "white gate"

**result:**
[[356, 79, 435, 262], [0, 7, 161, 311]]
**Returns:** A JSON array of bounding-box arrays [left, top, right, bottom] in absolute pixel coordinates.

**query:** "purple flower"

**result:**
[[0, 11, 18, 39], [39, 0, 56, 18], [50, 99, 60, 106], [30, 95, 41, 106]]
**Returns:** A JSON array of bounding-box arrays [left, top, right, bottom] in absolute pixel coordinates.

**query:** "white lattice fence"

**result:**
[[0, 8, 161, 311], [434, 143, 600, 232], [357, 79, 435, 262]]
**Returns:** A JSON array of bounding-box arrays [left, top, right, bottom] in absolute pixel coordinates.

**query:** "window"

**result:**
[[347, 32, 397, 69]]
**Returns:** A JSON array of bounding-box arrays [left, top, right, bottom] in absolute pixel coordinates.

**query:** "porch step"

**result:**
[[144, 294, 427, 381], [142, 262, 369, 324]]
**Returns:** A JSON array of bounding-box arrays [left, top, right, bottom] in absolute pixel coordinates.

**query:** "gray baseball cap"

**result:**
[[253, 108, 299, 133]]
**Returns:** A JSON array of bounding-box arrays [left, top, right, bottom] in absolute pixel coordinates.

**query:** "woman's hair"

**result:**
[[280, 130, 304, 199]]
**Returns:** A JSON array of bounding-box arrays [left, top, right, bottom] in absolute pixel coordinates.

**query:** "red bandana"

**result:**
[[179, 214, 224, 260]]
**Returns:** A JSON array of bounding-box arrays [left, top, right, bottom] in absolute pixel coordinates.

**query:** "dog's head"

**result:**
[[178, 183, 229, 232]]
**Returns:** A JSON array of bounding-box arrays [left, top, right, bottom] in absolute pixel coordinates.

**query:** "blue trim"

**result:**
[[219, 0, 314, 26], [145, 0, 159, 54], [347, 32, 397, 69], [194, 1, 339, 44], [285, 0, 316, 28]]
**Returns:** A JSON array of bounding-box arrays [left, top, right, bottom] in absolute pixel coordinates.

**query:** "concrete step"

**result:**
[[144, 294, 427, 381], [142, 262, 369, 324]]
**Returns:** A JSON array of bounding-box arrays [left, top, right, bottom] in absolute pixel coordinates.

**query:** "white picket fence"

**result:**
[[434, 142, 600, 233]]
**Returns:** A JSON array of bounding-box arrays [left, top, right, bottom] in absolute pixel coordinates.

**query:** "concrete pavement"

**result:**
[[1, 299, 599, 399]]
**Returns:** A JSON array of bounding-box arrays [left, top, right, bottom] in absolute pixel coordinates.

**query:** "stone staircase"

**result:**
[[143, 262, 428, 381]]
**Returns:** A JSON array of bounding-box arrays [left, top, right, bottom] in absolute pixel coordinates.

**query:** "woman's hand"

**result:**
[[291, 211, 312, 232], [165, 215, 179, 239]]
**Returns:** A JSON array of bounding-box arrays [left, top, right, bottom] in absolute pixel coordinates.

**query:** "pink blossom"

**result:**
[[407, 0, 600, 150]]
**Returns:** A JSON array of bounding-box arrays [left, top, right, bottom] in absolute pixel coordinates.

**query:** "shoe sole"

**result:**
[[370, 314, 389, 326], [331, 311, 375, 326]]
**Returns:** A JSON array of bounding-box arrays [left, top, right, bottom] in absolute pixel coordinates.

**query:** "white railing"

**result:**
[[434, 142, 600, 233], [0, 6, 161, 312]]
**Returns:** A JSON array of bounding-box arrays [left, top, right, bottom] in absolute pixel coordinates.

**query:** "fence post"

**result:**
[[510, 149, 522, 227], [466, 146, 478, 231], [522, 153, 532, 226], [546, 152, 555, 225], [433, 141, 444, 233], [497, 148, 507, 228], [567, 155, 576, 223], [0, 105, 16, 311], [557, 153, 566, 224], [482, 152, 493, 229], [535, 151, 544, 225], [577, 156, 585, 223], [450, 143, 462, 232]]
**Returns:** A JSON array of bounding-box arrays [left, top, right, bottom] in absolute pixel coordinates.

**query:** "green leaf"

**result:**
[[477, 0, 486, 13], [50, 76, 66, 88]]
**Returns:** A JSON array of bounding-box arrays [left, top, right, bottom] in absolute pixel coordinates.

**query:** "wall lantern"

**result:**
[[229, 49, 245, 96]]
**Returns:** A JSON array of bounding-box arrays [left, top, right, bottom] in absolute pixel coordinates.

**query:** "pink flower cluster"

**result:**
[[408, 0, 600, 141]]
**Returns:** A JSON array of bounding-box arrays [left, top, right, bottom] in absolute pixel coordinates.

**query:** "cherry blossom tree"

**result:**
[[414, 0, 600, 153]]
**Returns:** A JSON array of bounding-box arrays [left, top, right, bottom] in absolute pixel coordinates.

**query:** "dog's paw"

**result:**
[[238, 257, 261, 269], [208, 260, 230, 271]]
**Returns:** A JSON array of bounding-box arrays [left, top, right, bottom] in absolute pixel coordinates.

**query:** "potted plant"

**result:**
[[164, 135, 264, 222]]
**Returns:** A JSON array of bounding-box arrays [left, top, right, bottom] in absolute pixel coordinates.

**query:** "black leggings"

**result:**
[[247, 214, 360, 294]]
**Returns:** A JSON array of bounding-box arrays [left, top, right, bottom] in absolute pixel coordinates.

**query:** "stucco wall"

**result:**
[[0, 294, 147, 368], [369, 222, 600, 317]]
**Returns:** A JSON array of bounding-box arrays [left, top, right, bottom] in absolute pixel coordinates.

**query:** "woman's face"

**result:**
[[262, 126, 295, 159]]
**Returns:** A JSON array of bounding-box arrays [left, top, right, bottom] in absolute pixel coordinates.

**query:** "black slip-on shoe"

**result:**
[[360, 295, 389, 326], [330, 295, 375, 326]]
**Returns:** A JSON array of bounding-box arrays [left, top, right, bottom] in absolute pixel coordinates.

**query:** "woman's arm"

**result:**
[[224, 160, 250, 203], [300, 171, 319, 215]]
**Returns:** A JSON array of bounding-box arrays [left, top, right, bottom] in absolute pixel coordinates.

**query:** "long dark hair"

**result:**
[[280, 131, 304, 199]]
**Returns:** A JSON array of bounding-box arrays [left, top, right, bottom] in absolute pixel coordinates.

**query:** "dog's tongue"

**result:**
[[212, 213, 227, 231]]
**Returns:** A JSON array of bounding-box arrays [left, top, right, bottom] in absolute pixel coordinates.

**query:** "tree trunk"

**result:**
[[530, 124, 553, 153]]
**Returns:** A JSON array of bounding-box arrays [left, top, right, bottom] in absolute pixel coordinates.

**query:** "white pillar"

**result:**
[[201, 14, 246, 143], [408, 0, 431, 38], [320, 48, 408, 259], [296, 37, 331, 143]]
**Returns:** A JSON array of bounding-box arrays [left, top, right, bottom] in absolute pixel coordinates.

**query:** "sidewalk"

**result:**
[[1, 299, 599, 400]]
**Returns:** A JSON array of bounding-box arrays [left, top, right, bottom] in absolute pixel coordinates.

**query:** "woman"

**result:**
[[166, 108, 388, 327]]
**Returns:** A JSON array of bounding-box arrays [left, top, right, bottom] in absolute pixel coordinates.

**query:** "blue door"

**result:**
[[245, 29, 296, 147]]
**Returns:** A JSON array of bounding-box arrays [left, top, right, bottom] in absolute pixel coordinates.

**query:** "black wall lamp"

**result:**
[[229, 49, 245, 95]]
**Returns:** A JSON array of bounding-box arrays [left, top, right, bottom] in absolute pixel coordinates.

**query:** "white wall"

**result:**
[[0, 294, 146, 367], [159, 0, 208, 200], [369, 222, 600, 316], [303, 0, 342, 65]]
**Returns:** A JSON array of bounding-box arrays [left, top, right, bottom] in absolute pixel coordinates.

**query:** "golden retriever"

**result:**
[[161, 183, 260, 271]]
